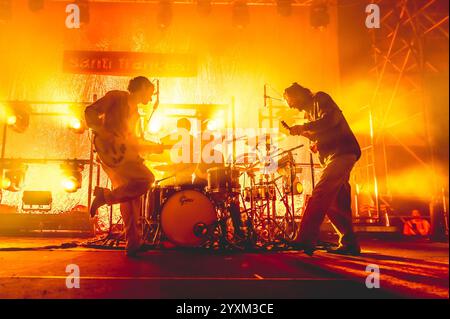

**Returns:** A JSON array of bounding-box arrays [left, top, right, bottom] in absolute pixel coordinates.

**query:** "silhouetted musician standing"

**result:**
[[85, 76, 156, 257], [284, 83, 361, 256]]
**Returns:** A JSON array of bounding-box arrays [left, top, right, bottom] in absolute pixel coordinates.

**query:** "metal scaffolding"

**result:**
[[355, 0, 449, 223]]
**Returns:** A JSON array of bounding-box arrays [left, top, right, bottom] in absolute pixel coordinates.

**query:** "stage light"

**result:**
[[148, 114, 166, 134], [61, 176, 80, 193], [283, 174, 303, 195], [206, 118, 225, 131], [69, 117, 82, 130], [4, 102, 30, 133], [294, 180, 304, 195], [28, 0, 44, 12], [232, 1, 250, 29], [310, 0, 329, 29], [157, 0, 173, 30], [1, 176, 11, 189], [67, 104, 86, 133], [197, 0, 212, 16], [6, 114, 16, 125], [2, 164, 27, 192], [60, 162, 83, 193], [68, 115, 86, 134], [277, 0, 292, 17]]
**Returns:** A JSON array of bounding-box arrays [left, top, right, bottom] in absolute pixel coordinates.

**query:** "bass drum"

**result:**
[[161, 190, 217, 247]]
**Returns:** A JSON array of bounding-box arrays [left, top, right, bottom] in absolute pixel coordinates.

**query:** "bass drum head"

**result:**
[[161, 190, 216, 247]]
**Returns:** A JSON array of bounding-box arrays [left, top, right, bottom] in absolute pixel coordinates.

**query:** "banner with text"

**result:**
[[63, 51, 197, 77]]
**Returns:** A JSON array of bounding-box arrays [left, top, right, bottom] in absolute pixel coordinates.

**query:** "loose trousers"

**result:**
[[101, 160, 154, 252], [297, 154, 359, 248]]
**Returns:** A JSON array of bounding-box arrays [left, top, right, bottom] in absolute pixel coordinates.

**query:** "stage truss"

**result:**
[[354, 0, 449, 223]]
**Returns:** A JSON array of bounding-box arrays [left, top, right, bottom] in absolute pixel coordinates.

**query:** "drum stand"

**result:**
[[238, 147, 302, 247], [140, 191, 161, 248]]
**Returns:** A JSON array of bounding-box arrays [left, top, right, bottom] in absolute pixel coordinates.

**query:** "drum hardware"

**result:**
[[155, 174, 176, 185], [271, 144, 304, 157], [206, 166, 241, 201], [137, 138, 307, 251], [236, 142, 305, 244]]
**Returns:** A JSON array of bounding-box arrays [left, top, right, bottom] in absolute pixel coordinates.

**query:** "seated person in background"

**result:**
[[193, 119, 225, 186], [160, 118, 198, 185], [403, 209, 431, 236]]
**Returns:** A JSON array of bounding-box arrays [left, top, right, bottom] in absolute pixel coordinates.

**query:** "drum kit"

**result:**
[[139, 133, 307, 250]]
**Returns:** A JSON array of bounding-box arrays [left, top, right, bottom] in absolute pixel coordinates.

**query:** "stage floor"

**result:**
[[0, 237, 447, 299]]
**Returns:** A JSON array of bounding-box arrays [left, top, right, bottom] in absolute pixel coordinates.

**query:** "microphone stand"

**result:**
[[142, 79, 160, 138], [147, 79, 160, 125]]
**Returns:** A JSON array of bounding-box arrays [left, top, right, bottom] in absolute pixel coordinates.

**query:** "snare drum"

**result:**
[[207, 167, 241, 199]]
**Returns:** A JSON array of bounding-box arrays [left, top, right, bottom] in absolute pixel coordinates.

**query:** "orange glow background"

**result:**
[[0, 1, 340, 211], [0, 1, 448, 216]]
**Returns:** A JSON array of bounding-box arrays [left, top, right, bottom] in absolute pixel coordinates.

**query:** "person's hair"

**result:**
[[284, 82, 312, 98], [127, 76, 154, 93], [177, 117, 191, 131]]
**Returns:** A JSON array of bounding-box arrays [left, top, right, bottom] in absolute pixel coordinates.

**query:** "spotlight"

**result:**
[[6, 114, 16, 125], [68, 104, 86, 133], [28, 0, 44, 12], [148, 115, 163, 133], [2, 163, 28, 192], [4, 102, 30, 133], [68, 115, 86, 134], [206, 118, 225, 131], [232, 1, 250, 29], [1, 176, 11, 189], [60, 162, 83, 193], [61, 176, 80, 193], [277, 0, 292, 17], [294, 180, 304, 195], [157, 0, 173, 30], [283, 174, 304, 195], [69, 117, 82, 130], [310, 0, 329, 29], [197, 0, 212, 16]]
